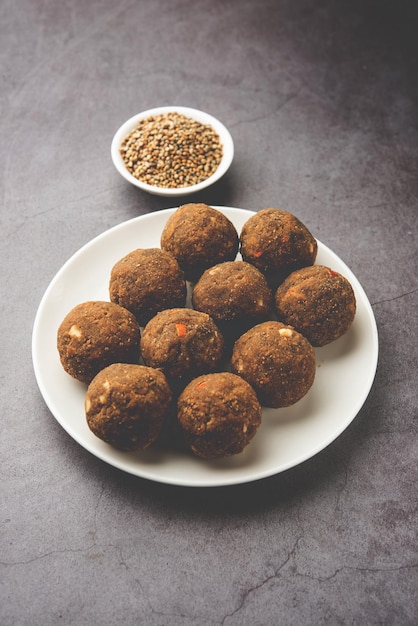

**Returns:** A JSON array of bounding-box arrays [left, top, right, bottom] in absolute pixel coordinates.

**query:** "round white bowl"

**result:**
[[110, 106, 234, 197]]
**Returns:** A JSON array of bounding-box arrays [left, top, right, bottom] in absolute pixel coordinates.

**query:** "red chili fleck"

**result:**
[[253, 250, 263, 257], [195, 380, 207, 390], [175, 323, 187, 337], [328, 268, 339, 278]]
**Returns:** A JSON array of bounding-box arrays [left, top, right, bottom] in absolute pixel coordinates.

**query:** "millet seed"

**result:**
[[119, 112, 223, 188]]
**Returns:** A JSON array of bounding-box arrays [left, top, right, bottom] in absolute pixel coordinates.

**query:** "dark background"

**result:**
[[1, 1, 417, 624]]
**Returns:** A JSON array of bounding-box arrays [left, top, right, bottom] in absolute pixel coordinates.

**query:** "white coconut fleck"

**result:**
[[69, 324, 82, 338]]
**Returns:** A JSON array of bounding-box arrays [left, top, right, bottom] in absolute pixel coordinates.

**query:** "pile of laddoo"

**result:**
[[57, 203, 356, 459]]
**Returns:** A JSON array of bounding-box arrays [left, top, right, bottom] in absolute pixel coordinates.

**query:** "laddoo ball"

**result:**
[[85, 363, 172, 451], [140, 308, 224, 387], [231, 321, 316, 408], [274, 265, 356, 346], [177, 372, 262, 459], [160, 203, 239, 282], [240, 208, 317, 285], [192, 260, 273, 342], [57, 301, 140, 384], [109, 247, 186, 326]]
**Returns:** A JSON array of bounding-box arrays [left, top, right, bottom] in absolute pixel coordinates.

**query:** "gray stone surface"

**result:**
[[1, 0, 417, 624]]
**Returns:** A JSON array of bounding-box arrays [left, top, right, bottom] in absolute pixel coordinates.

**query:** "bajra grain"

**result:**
[[119, 112, 223, 188]]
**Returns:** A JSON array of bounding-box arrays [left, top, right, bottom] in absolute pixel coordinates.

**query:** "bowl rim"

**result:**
[[110, 105, 234, 197]]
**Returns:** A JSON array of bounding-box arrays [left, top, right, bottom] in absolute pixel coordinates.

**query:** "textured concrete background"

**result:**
[[1, 0, 417, 624]]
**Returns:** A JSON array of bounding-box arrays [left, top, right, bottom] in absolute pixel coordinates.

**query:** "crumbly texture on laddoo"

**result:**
[[192, 260, 273, 340], [140, 308, 224, 387], [240, 208, 317, 284], [85, 363, 172, 451], [177, 372, 262, 459], [231, 321, 316, 408], [119, 112, 223, 189], [160, 204, 239, 282], [274, 265, 356, 347], [57, 301, 140, 384], [109, 248, 186, 326]]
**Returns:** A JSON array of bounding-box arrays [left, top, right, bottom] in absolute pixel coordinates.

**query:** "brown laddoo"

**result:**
[[240, 208, 317, 285], [109, 247, 186, 326], [177, 372, 262, 459], [57, 301, 140, 384], [231, 321, 316, 408], [274, 265, 356, 347], [160, 203, 239, 282], [192, 260, 273, 341], [140, 308, 224, 387], [85, 363, 172, 451]]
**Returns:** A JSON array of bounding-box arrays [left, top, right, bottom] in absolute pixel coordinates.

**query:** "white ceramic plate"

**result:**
[[32, 207, 378, 487]]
